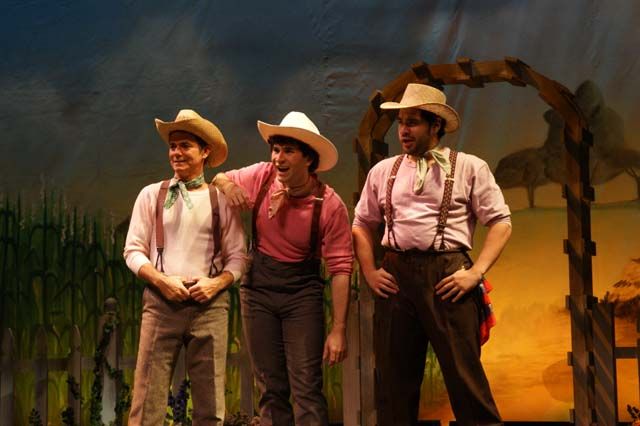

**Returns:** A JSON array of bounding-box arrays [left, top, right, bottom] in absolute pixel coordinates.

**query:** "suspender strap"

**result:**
[[208, 185, 222, 277], [252, 166, 276, 249], [154, 180, 222, 277], [307, 181, 326, 259], [431, 149, 458, 251], [154, 180, 170, 272], [384, 155, 405, 250]]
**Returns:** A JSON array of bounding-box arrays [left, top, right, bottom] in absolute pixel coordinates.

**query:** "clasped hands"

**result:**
[[158, 275, 225, 303]]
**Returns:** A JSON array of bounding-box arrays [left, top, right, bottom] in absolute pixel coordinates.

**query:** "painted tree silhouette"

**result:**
[[495, 80, 640, 207]]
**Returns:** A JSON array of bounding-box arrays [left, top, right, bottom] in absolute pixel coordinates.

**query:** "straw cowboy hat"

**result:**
[[155, 109, 228, 167], [380, 83, 460, 133], [257, 111, 338, 172]]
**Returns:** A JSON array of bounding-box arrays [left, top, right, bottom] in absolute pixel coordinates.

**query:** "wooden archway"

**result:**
[[345, 57, 611, 425]]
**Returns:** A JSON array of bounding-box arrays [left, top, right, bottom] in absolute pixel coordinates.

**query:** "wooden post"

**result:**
[[239, 334, 254, 417], [359, 283, 376, 426], [100, 297, 119, 424], [67, 325, 82, 426], [563, 125, 596, 425], [342, 282, 361, 426], [592, 301, 617, 425], [0, 328, 15, 425], [34, 326, 48, 425], [636, 316, 640, 402]]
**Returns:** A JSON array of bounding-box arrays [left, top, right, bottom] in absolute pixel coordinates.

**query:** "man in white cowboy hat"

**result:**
[[352, 83, 511, 425], [212, 111, 353, 425], [124, 109, 247, 425]]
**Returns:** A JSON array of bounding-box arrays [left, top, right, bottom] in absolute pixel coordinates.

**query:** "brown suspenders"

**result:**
[[308, 181, 326, 259], [252, 166, 326, 259], [384, 149, 458, 251], [432, 148, 458, 250], [154, 180, 222, 277], [384, 155, 404, 250]]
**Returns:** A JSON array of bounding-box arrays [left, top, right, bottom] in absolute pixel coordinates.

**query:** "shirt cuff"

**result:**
[[128, 254, 152, 276]]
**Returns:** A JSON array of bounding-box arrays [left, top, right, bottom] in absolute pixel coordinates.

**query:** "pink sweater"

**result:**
[[353, 149, 511, 251], [124, 179, 247, 281], [226, 162, 353, 276]]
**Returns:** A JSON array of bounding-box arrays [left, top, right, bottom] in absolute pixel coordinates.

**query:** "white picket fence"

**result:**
[[0, 297, 254, 425]]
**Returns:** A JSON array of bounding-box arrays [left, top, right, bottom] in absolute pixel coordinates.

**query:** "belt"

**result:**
[[383, 247, 466, 256]]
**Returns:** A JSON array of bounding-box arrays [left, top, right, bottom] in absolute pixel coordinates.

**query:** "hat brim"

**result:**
[[257, 121, 338, 172], [155, 118, 228, 168], [380, 101, 460, 133]]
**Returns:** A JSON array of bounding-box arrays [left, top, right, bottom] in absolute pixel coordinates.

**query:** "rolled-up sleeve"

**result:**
[[123, 185, 155, 275], [470, 163, 511, 226], [353, 164, 384, 233], [321, 196, 354, 276], [225, 162, 271, 203], [217, 191, 247, 282]]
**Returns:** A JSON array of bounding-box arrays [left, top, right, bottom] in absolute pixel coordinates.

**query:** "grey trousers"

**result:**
[[129, 286, 229, 426], [375, 250, 502, 426], [241, 251, 328, 426]]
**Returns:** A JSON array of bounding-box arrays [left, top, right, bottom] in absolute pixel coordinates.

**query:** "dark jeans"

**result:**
[[375, 250, 502, 426], [241, 251, 328, 426]]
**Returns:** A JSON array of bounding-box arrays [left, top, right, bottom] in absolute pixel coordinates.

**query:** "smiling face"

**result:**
[[270, 140, 313, 188], [397, 108, 441, 156], [168, 131, 210, 181]]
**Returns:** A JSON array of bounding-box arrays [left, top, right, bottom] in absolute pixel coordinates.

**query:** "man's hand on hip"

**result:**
[[435, 266, 483, 303], [364, 267, 399, 298]]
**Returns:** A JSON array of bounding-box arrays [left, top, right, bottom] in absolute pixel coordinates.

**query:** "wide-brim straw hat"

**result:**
[[380, 83, 460, 133], [155, 109, 228, 168], [257, 111, 338, 172]]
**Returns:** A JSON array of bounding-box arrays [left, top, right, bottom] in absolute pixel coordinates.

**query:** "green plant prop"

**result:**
[[88, 314, 131, 425], [61, 375, 83, 425], [167, 379, 192, 425], [28, 408, 43, 426]]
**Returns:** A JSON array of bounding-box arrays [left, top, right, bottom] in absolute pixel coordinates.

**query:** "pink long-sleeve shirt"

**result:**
[[124, 179, 247, 281], [226, 162, 353, 276], [353, 148, 511, 251]]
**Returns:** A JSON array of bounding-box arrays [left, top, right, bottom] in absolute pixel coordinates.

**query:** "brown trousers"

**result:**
[[129, 286, 229, 426], [241, 251, 328, 426], [374, 250, 502, 426]]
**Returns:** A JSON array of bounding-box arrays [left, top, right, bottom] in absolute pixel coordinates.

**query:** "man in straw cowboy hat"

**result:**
[[212, 111, 353, 425], [124, 109, 247, 425], [353, 83, 511, 425]]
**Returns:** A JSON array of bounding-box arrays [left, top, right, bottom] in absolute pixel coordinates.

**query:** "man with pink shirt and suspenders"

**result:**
[[212, 111, 353, 426], [353, 84, 512, 426], [124, 110, 247, 425]]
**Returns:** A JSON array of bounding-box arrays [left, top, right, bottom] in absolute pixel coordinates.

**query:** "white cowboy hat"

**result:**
[[155, 109, 228, 168], [257, 111, 338, 172], [380, 83, 460, 133]]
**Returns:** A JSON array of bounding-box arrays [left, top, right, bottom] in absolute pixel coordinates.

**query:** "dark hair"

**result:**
[[268, 135, 320, 173], [169, 130, 208, 150], [419, 110, 446, 139]]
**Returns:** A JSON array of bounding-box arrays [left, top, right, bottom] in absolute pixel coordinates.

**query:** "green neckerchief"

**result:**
[[413, 149, 451, 194], [164, 174, 205, 210]]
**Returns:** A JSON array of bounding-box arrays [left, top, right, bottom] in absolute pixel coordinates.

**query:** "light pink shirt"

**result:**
[[124, 179, 247, 281], [353, 148, 511, 251], [226, 162, 353, 276]]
